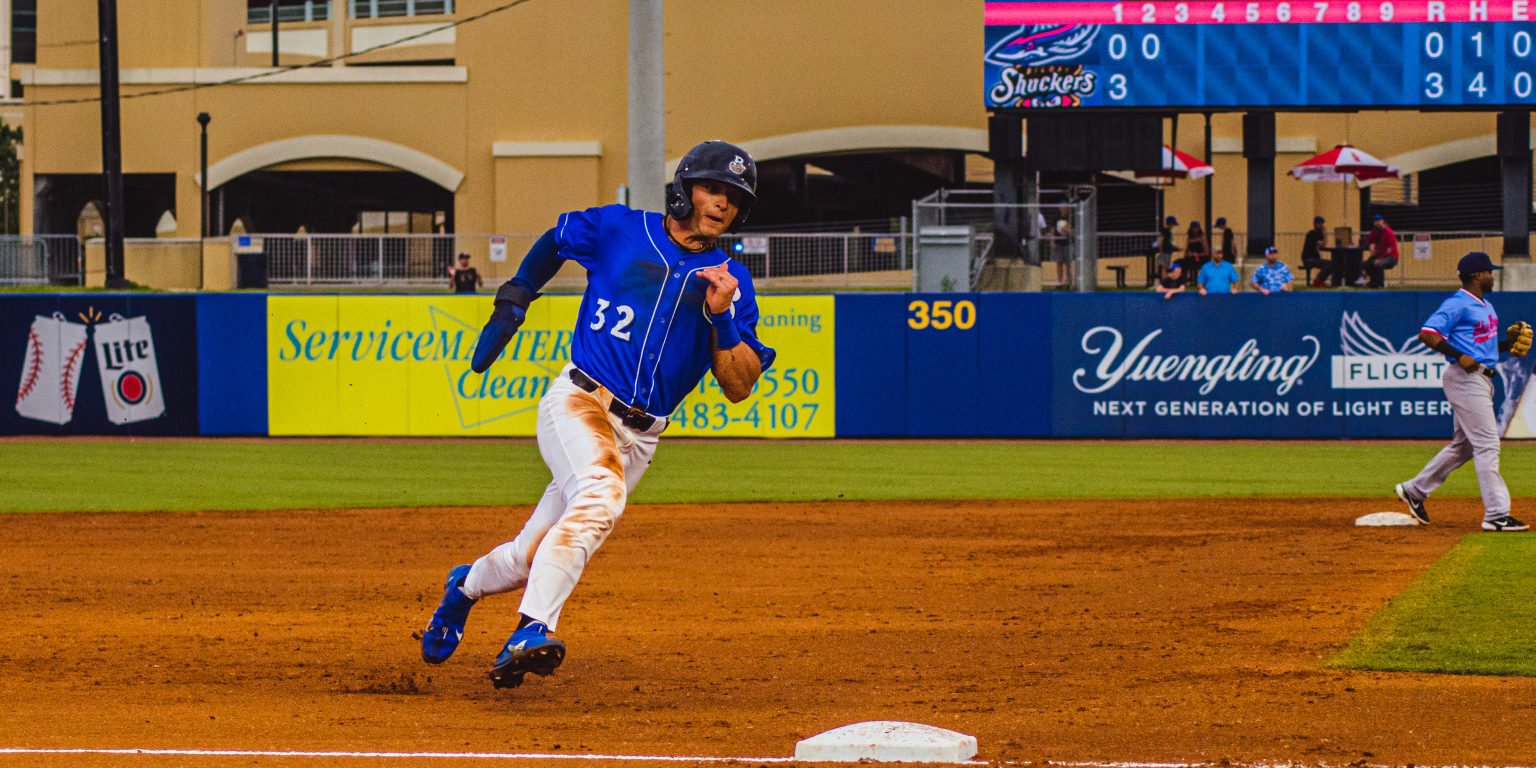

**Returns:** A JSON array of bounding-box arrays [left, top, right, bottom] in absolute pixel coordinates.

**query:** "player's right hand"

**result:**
[[471, 301, 527, 373], [1457, 354, 1479, 373]]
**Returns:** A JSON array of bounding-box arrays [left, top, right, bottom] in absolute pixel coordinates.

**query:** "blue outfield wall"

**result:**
[[834, 291, 1536, 439], [196, 294, 267, 435], [7, 290, 1536, 439]]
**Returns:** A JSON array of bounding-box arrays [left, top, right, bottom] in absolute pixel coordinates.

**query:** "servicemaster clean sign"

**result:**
[[266, 295, 833, 437]]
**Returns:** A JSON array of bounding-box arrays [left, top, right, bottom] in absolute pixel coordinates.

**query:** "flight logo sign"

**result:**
[[985, 24, 1100, 108], [1330, 311, 1446, 389]]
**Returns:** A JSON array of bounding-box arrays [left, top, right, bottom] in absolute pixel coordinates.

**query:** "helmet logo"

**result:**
[[728, 156, 747, 175]]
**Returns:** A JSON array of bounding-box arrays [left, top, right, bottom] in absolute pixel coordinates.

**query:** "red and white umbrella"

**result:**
[[1133, 145, 1214, 181], [1289, 143, 1400, 183]]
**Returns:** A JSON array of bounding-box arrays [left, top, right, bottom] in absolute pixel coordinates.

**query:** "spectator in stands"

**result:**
[[1052, 206, 1073, 286], [1301, 215, 1333, 287], [1153, 215, 1181, 283], [1159, 261, 1185, 300], [1361, 214, 1399, 287], [1183, 220, 1208, 285], [449, 252, 482, 294], [1250, 246, 1295, 295], [1198, 244, 1241, 295], [1214, 216, 1237, 263]]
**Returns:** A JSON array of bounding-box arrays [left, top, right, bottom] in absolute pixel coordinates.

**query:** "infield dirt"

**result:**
[[1, 498, 1533, 767]]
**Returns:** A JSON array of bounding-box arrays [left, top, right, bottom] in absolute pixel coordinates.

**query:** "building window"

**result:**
[[248, 0, 332, 24], [1371, 173, 1418, 207], [351, 0, 455, 19], [13, 0, 36, 65]]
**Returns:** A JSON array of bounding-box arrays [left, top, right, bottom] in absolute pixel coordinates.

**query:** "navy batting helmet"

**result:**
[[666, 140, 757, 233]]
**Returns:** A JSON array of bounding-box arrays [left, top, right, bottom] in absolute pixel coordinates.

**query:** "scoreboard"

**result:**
[[984, 0, 1536, 108]]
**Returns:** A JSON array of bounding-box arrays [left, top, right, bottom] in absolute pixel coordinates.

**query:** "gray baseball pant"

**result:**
[[1403, 364, 1510, 521]]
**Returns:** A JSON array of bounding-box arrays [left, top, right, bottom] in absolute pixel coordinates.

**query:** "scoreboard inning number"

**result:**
[[984, 1, 1536, 109]]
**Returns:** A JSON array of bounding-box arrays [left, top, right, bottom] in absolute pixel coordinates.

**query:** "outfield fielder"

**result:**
[[1396, 251, 1531, 532], [420, 141, 775, 688]]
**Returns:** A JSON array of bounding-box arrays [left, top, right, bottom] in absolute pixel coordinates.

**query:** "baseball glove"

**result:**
[[1509, 321, 1533, 357]]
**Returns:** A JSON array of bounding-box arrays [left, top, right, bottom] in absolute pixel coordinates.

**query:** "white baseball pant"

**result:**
[[461, 365, 663, 629]]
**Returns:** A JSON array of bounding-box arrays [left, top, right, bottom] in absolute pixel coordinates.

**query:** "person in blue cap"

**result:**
[[1395, 251, 1532, 531], [1250, 246, 1294, 295], [1300, 215, 1333, 287]]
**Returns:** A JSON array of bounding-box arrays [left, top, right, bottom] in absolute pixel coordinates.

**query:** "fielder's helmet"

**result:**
[[666, 140, 757, 233]]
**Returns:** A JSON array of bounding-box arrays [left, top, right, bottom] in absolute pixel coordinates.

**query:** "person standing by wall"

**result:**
[[1184, 220, 1208, 286], [1153, 215, 1181, 284], [449, 252, 483, 294], [1198, 244, 1240, 295], [1249, 246, 1294, 295]]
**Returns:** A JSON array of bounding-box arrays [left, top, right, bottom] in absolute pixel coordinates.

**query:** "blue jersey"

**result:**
[[1250, 262, 1294, 292], [1422, 288, 1499, 367], [1198, 260, 1240, 293], [552, 205, 775, 415]]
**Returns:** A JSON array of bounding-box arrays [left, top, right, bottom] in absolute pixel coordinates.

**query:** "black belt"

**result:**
[[1480, 365, 1495, 380], [568, 368, 659, 432]]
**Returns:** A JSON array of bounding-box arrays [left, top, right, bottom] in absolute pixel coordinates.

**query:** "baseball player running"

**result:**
[[418, 141, 775, 689], [1395, 251, 1531, 531]]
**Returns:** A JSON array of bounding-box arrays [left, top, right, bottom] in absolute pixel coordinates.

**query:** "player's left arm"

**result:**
[[697, 263, 776, 403]]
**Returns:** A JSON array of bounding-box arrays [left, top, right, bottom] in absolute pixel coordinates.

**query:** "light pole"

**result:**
[[198, 113, 211, 237], [97, 0, 126, 288], [198, 112, 210, 288], [270, 0, 280, 67]]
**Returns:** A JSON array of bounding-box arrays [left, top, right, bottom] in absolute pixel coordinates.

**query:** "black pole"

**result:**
[[198, 113, 210, 238], [1242, 111, 1276, 258], [97, 0, 126, 288], [271, 0, 280, 67], [1203, 112, 1212, 239], [1498, 110, 1532, 260]]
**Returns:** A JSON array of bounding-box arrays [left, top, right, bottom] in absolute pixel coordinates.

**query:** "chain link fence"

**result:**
[[0, 236, 84, 286]]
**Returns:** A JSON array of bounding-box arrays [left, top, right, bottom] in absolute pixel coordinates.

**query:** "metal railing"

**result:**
[[254, 231, 912, 289], [262, 234, 468, 285], [1098, 230, 1508, 288], [0, 236, 84, 286], [715, 232, 912, 279]]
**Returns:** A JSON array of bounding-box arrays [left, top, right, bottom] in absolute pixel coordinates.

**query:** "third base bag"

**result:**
[[92, 313, 165, 425], [14, 312, 90, 425]]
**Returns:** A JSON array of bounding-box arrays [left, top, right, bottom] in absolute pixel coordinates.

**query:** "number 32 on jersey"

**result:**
[[908, 299, 976, 330], [589, 298, 635, 341]]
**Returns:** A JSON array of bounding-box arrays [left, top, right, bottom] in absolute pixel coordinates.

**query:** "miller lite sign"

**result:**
[[91, 314, 165, 424], [14, 312, 89, 425]]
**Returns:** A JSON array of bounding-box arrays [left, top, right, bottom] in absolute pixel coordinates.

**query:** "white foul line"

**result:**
[[0, 748, 797, 762]]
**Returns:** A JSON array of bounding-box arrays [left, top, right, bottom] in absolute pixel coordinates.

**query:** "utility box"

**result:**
[[915, 225, 972, 292]]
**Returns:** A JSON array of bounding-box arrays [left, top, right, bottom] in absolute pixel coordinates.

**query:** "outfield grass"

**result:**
[[0, 438, 1531, 513], [1328, 535, 1536, 676]]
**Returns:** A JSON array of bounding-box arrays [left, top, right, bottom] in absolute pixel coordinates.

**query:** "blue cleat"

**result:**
[[489, 621, 566, 689], [420, 564, 477, 664]]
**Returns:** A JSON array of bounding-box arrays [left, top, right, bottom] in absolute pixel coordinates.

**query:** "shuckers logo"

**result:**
[[986, 24, 1101, 108], [985, 24, 1100, 67], [13, 307, 165, 426]]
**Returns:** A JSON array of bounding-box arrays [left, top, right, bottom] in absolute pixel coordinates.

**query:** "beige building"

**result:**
[[16, 0, 1525, 282]]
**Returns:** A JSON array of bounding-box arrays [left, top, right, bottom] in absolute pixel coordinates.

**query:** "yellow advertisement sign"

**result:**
[[266, 294, 833, 437]]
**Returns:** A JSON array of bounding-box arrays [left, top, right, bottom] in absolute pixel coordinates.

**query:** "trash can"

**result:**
[[236, 251, 268, 289]]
